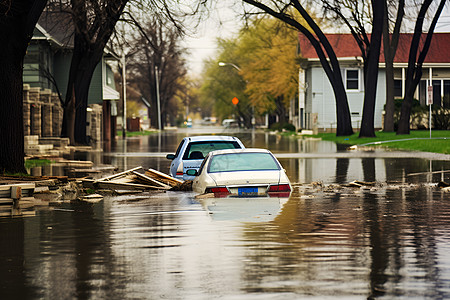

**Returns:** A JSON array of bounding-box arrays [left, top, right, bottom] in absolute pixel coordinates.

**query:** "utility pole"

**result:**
[[122, 52, 127, 138], [155, 65, 162, 130]]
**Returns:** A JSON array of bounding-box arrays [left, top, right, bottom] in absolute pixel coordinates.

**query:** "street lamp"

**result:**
[[218, 62, 241, 71], [218, 61, 255, 128]]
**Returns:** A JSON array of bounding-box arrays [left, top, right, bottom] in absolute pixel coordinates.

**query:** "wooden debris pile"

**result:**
[[81, 166, 188, 192], [437, 181, 450, 192]]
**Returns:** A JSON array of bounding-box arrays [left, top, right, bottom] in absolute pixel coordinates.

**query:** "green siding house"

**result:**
[[23, 17, 120, 145], [24, 24, 119, 105]]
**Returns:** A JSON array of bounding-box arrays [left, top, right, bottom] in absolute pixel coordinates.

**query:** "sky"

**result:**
[[182, 1, 244, 76], [182, 2, 450, 77]]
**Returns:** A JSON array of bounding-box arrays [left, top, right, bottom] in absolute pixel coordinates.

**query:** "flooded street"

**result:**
[[2, 128, 450, 299]]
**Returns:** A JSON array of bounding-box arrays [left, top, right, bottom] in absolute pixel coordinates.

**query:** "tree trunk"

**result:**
[[0, 51, 26, 174], [383, 60, 396, 132], [382, 0, 404, 132], [383, 8, 395, 132], [359, 0, 384, 138], [61, 87, 76, 144], [0, 0, 47, 174], [61, 37, 101, 145], [332, 80, 354, 136], [275, 96, 287, 124]]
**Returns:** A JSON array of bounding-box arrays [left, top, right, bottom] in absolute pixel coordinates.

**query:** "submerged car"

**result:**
[[166, 135, 245, 180], [187, 148, 291, 197]]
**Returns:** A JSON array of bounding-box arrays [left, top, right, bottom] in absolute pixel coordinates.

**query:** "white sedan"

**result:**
[[187, 148, 291, 197]]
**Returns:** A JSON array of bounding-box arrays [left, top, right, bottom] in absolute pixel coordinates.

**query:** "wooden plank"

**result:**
[[93, 180, 164, 190], [131, 171, 171, 189], [145, 168, 183, 187], [79, 194, 104, 203], [0, 183, 35, 198], [407, 169, 450, 176], [0, 198, 14, 205], [95, 166, 143, 182]]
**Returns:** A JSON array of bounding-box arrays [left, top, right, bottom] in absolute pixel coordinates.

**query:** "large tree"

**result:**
[[52, 0, 129, 145], [321, 0, 385, 137], [397, 0, 446, 134], [239, 17, 299, 125], [243, 0, 354, 136], [0, 0, 47, 174]]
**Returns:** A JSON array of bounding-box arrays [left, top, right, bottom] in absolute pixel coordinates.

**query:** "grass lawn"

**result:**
[[117, 130, 159, 137], [312, 130, 450, 154]]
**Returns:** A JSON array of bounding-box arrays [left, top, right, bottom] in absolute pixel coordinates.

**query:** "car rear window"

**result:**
[[183, 141, 241, 160], [174, 139, 185, 157], [208, 152, 280, 173]]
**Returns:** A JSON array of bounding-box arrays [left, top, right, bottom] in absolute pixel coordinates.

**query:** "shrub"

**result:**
[[270, 122, 296, 132]]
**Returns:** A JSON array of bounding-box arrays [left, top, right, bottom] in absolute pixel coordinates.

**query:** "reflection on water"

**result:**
[[4, 129, 450, 299], [2, 185, 450, 298]]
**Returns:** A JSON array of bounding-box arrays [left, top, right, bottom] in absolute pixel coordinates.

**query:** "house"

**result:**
[[297, 33, 450, 132], [23, 11, 120, 146]]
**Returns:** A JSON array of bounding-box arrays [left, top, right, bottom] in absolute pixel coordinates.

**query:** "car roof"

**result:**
[[208, 148, 272, 156], [184, 135, 241, 142]]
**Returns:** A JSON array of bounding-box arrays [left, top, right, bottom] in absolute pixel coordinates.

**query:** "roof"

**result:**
[[298, 33, 450, 63], [34, 8, 74, 48], [185, 136, 242, 142], [209, 148, 272, 156]]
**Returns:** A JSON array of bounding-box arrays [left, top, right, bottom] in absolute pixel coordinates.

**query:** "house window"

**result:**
[[444, 80, 450, 108], [346, 69, 359, 90], [394, 80, 402, 98]]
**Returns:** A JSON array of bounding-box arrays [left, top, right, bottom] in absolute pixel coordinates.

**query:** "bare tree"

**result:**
[[0, 0, 47, 174], [126, 16, 187, 129], [243, 0, 354, 136], [397, 0, 446, 134], [46, 0, 129, 145]]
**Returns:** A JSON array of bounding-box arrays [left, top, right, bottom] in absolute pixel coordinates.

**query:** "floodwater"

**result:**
[[2, 127, 450, 299]]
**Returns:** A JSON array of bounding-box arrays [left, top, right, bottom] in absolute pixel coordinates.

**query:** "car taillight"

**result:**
[[205, 187, 230, 197], [268, 184, 291, 192], [207, 187, 229, 193], [176, 172, 183, 176]]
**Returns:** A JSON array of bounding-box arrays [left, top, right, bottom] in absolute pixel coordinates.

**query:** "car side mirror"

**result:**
[[186, 169, 198, 176], [166, 154, 175, 160]]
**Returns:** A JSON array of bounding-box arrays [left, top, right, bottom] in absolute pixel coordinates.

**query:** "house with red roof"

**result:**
[[297, 33, 450, 132]]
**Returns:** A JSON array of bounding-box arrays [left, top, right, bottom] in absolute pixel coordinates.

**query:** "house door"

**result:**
[[432, 80, 441, 106]]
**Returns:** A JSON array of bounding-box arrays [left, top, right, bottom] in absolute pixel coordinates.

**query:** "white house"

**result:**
[[297, 33, 450, 132]]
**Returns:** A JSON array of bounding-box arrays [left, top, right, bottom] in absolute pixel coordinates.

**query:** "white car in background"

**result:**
[[166, 135, 245, 181], [187, 148, 291, 197]]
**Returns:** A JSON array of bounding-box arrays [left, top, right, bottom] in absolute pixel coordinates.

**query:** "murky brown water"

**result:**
[[2, 127, 450, 299]]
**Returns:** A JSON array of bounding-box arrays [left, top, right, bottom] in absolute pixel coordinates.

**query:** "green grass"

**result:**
[[117, 130, 158, 137], [312, 130, 450, 154], [24, 159, 53, 169]]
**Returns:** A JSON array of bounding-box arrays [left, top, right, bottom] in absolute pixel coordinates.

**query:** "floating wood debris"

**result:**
[[79, 194, 104, 203], [81, 167, 181, 191], [347, 180, 376, 187], [437, 181, 450, 192], [145, 169, 184, 187]]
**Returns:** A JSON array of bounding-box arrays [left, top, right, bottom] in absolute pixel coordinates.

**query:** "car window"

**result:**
[[208, 152, 280, 173], [183, 141, 241, 160], [174, 139, 185, 158], [197, 153, 210, 175]]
